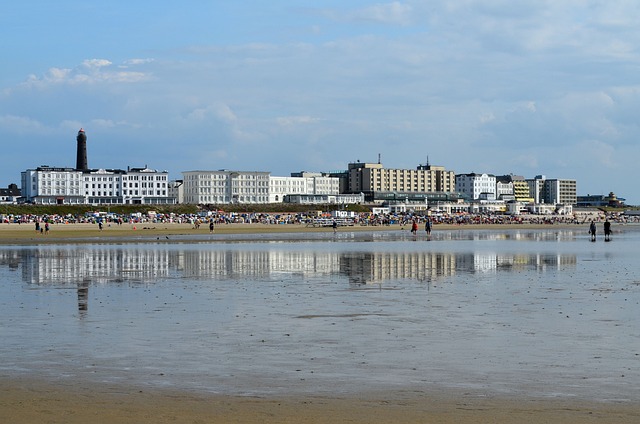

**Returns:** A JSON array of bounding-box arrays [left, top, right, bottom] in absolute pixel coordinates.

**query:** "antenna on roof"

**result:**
[[378, 153, 381, 164]]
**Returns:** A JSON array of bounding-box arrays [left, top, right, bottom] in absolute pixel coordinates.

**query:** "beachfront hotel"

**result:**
[[344, 160, 457, 204], [21, 166, 174, 205], [182, 170, 271, 204], [181, 170, 345, 204], [20, 129, 174, 205]]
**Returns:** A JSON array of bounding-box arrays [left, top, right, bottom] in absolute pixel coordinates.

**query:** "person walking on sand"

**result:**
[[604, 219, 611, 241], [589, 220, 596, 241], [411, 219, 418, 237], [424, 217, 432, 238], [332, 219, 338, 233]]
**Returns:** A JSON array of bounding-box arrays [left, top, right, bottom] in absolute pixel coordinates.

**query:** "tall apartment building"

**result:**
[[21, 166, 172, 205], [526, 175, 577, 205], [182, 170, 270, 204], [455, 173, 497, 201], [346, 161, 456, 203], [544, 178, 577, 205]]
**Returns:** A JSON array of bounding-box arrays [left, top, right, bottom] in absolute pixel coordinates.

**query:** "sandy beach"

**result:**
[[2, 377, 639, 424], [0, 220, 586, 244], [2, 221, 639, 423]]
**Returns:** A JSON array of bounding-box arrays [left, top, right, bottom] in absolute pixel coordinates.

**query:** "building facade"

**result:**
[[21, 166, 173, 205], [269, 173, 340, 203], [182, 170, 271, 204], [0, 183, 21, 204], [455, 173, 497, 201], [346, 162, 456, 203], [526, 175, 577, 205]]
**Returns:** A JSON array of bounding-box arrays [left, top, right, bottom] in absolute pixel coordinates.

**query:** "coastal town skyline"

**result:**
[[2, 2, 639, 203]]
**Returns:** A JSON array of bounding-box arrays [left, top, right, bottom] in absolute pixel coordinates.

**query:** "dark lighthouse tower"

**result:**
[[75, 128, 88, 170]]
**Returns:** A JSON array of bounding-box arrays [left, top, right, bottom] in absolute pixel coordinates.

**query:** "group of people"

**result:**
[[589, 220, 612, 241], [410, 218, 432, 238], [34, 221, 50, 234]]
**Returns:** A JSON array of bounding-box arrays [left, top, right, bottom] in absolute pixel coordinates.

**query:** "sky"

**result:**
[[2, 1, 640, 204]]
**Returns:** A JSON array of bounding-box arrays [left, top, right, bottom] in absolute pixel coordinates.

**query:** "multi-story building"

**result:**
[[526, 175, 577, 205], [455, 173, 497, 201], [21, 166, 173, 205], [290, 172, 340, 196], [269, 176, 310, 203], [182, 170, 270, 204], [495, 174, 534, 203], [345, 161, 456, 203], [269, 173, 340, 203], [544, 178, 577, 205]]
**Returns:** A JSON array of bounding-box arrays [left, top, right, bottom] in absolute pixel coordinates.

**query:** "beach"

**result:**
[[1, 222, 639, 423], [2, 378, 639, 424], [0, 220, 588, 243]]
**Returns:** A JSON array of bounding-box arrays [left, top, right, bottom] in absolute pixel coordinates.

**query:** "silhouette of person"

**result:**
[[603, 220, 611, 241]]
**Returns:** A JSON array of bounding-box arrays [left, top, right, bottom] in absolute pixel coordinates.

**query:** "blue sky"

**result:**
[[2, 1, 640, 203]]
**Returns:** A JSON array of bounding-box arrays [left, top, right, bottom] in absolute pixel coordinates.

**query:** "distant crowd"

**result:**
[[2, 210, 639, 228]]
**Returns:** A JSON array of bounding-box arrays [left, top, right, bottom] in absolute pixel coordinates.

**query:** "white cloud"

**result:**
[[352, 2, 414, 25], [82, 59, 112, 69], [17, 58, 150, 89], [0, 115, 47, 134], [122, 58, 155, 66], [276, 116, 320, 128]]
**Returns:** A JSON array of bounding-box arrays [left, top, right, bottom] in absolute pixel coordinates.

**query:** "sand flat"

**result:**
[[2, 379, 639, 424]]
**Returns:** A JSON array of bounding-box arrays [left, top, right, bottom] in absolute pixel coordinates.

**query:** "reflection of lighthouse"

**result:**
[[76, 128, 88, 170]]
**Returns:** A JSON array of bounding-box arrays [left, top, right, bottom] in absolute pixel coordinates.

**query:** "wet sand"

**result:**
[[2, 378, 639, 424], [2, 222, 639, 423]]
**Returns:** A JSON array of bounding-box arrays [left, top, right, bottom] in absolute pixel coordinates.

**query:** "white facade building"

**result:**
[[182, 170, 271, 204], [269, 176, 309, 203], [455, 173, 497, 201], [21, 166, 173, 205], [269, 174, 340, 203]]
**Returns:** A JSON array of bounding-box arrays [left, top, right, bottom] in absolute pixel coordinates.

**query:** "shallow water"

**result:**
[[1, 227, 639, 401]]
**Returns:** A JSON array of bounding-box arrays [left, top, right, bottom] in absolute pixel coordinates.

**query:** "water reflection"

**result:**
[[0, 246, 576, 292]]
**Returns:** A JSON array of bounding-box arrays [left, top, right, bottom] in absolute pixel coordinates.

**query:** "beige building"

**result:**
[[346, 162, 456, 202]]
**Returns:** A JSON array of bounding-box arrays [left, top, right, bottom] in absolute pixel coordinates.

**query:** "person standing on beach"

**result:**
[[604, 219, 611, 241], [209, 219, 215, 234], [589, 220, 596, 241], [332, 219, 338, 233], [411, 219, 418, 237], [425, 218, 432, 238]]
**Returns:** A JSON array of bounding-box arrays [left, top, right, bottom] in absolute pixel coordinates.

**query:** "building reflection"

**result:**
[[0, 246, 577, 293]]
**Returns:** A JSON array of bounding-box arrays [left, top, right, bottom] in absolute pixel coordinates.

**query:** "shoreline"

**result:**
[[0, 221, 606, 245], [2, 377, 639, 424]]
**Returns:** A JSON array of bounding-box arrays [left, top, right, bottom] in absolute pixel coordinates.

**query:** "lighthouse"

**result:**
[[76, 128, 88, 171]]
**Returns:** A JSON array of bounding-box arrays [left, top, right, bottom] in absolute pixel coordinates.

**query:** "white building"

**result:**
[[455, 173, 497, 201], [269, 174, 340, 203], [182, 170, 270, 204], [269, 176, 309, 203], [168, 180, 184, 204], [21, 166, 173, 205], [284, 193, 365, 205]]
